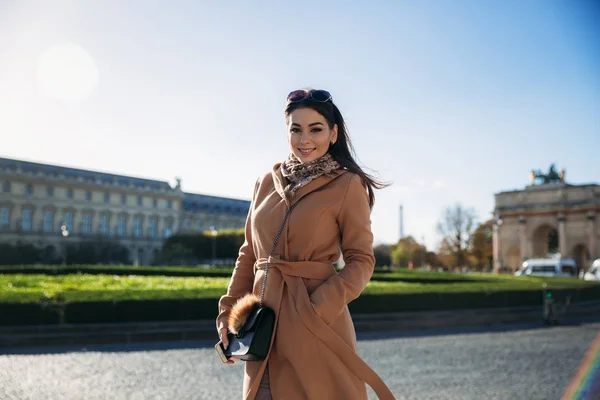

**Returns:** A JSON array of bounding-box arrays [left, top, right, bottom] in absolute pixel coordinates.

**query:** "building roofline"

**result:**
[[494, 182, 599, 196], [183, 191, 251, 203], [0, 155, 173, 189]]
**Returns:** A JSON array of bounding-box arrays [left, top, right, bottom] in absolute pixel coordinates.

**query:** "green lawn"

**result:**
[[0, 274, 231, 303], [1, 272, 596, 304], [363, 275, 595, 294]]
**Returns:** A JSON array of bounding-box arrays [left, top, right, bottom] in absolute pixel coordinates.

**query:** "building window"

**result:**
[[100, 215, 109, 234], [63, 213, 73, 232], [121, 194, 126, 205], [43, 211, 53, 232], [137, 196, 142, 207], [167, 199, 172, 209], [134, 217, 142, 237], [25, 184, 33, 197], [22, 209, 32, 231], [104, 192, 110, 204], [184, 217, 190, 229], [67, 188, 74, 200], [2, 181, 10, 193], [149, 219, 157, 238], [82, 214, 92, 233], [47, 186, 54, 198], [164, 223, 172, 238], [86, 191, 92, 202], [153, 198, 157, 208], [0, 207, 9, 229], [118, 216, 127, 236], [196, 220, 203, 231]]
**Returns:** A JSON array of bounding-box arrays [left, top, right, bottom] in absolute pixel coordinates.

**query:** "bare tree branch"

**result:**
[[436, 203, 478, 266]]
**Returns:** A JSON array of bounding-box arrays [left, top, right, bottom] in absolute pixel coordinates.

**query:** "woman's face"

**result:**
[[286, 108, 338, 163]]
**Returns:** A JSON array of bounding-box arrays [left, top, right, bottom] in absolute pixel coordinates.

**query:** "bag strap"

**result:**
[[260, 198, 304, 307], [259, 172, 347, 307]]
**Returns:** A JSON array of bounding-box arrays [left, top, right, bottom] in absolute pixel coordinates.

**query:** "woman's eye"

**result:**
[[311, 128, 322, 133], [290, 128, 300, 133]]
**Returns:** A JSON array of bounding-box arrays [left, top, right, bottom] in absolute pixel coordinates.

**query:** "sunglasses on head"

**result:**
[[287, 89, 332, 103]]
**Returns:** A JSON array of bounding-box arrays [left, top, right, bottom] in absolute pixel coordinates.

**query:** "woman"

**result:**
[[216, 88, 395, 400]]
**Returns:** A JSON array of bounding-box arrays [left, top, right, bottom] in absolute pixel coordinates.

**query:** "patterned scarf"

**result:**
[[280, 152, 341, 199]]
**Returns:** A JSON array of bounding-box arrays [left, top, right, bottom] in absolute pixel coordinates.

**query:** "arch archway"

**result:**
[[532, 224, 559, 257], [572, 244, 590, 273], [152, 248, 161, 265], [135, 248, 145, 266], [506, 246, 521, 271]]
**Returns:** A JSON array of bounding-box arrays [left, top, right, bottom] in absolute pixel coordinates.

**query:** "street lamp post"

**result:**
[[60, 222, 70, 266], [210, 226, 217, 267], [421, 235, 425, 270]]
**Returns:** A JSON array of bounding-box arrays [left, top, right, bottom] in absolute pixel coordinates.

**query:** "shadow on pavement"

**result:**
[[356, 316, 600, 342]]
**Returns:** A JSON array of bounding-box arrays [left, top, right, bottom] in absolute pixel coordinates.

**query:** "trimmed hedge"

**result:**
[[0, 298, 220, 325], [0, 265, 235, 278], [0, 265, 504, 283], [2, 287, 598, 326]]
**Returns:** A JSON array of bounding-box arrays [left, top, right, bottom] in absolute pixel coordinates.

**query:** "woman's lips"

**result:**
[[299, 148, 315, 156]]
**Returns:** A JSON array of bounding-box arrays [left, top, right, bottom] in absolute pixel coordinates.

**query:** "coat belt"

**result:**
[[254, 256, 336, 280]]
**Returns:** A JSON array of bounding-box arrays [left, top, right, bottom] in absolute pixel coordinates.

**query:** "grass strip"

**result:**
[[0, 273, 596, 304]]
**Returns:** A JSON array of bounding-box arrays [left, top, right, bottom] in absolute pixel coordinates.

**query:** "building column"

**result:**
[[133, 247, 141, 266], [157, 216, 165, 238], [127, 214, 136, 237], [493, 215, 502, 273], [9, 203, 21, 232], [588, 213, 596, 261], [558, 213, 567, 257], [519, 216, 527, 261]]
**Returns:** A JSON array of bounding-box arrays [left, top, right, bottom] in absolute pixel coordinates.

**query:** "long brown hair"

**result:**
[[285, 89, 389, 208]]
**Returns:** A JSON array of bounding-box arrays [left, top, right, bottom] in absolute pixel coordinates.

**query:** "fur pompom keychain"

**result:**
[[228, 293, 261, 335]]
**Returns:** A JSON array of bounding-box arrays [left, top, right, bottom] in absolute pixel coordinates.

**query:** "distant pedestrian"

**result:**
[[216, 89, 395, 399]]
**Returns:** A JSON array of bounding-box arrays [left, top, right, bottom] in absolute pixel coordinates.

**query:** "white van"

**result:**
[[515, 257, 578, 278], [583, 259, 600, 281]]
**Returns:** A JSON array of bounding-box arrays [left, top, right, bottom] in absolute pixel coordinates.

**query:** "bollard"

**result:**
[[542, 283, 555, 325]]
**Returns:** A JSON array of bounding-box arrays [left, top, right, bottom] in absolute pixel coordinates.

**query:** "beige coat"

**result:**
[[217, 163, 395, 400]]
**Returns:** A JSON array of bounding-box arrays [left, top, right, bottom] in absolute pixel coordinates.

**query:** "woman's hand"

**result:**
[[219, 328, 240, 364]]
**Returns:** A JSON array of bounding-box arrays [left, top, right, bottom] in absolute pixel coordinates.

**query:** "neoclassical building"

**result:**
[[493, 166, 599, 272], [181, 193, 249, 233], [0, 157, 250, 265]]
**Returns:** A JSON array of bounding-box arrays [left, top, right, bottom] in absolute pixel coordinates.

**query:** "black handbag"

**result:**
[[223, 199, 304, 361]]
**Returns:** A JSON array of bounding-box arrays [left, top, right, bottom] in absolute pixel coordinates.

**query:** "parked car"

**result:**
[[583, 259, 600, 281], [514, 257, 578, 278]]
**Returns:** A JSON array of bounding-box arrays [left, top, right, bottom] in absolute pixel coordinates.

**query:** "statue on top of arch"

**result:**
[[530, 163, 566, 185]]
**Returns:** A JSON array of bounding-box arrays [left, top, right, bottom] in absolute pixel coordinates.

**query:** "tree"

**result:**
[[390, 236, 426, 268], [161, 229, 246, 265], [0, 243, 20, 265], [436, 238, 455, 267], [390, 243, 410, 268], [436, 203, 478, 267], [411, 246, 427, 268], [373, 244, 392, 267], [470, 219, 494, 270], [40, 245, 60, 264], [424, 251, 440, 267]]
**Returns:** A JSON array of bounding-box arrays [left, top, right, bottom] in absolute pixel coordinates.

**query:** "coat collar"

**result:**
[[271, 163, 347, 206]]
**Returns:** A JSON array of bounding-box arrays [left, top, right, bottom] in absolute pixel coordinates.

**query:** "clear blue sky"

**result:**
[[1, 0, 598, 249]]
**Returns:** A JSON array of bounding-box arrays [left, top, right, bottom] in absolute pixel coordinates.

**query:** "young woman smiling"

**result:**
[[217, 89, 394, 400]]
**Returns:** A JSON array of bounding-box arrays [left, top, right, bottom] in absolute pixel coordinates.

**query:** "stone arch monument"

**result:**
[[493, 165, 599, 272]]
